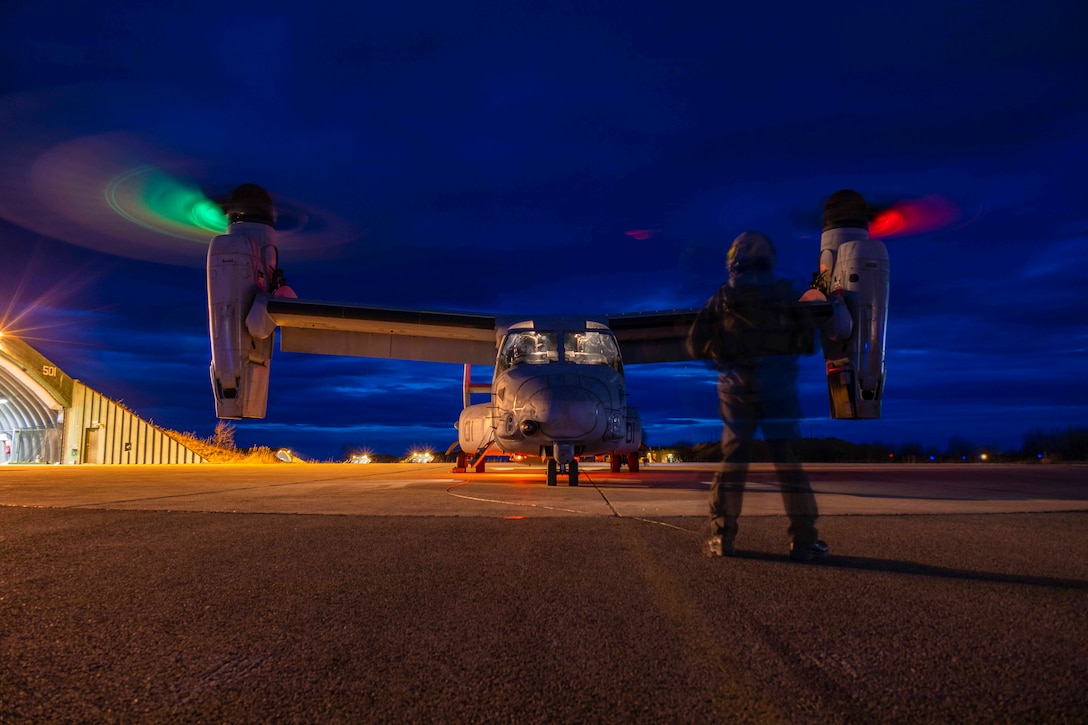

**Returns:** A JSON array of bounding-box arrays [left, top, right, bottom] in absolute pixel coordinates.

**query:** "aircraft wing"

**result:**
[[606, 310, 700, 364], [263, 297, 704, 366], [265, 298, 499, 365], [265, 299, 834, 367]]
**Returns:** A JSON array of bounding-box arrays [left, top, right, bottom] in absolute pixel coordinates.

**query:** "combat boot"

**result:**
[[789, 540, 829, 562], [704, 533, 736, 557]]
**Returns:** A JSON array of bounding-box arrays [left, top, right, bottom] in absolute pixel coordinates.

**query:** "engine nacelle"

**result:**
[[818, 190, 890, 420], [207, 185, 282, 419]]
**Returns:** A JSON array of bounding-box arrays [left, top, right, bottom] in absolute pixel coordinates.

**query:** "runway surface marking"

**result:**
[[446, 473, 721, 534]]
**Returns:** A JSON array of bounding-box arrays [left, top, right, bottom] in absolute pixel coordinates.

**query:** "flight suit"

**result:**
[[690, 268, 821, 547]]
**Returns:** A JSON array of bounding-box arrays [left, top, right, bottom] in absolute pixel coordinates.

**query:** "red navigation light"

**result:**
[[625, 229, 660, 241], [869, 207, 907, 237], [870, 196, 959, 238]]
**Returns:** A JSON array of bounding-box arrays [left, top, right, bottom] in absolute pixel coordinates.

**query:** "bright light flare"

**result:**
[[869, 196, 959, 238], [0, 245, 110, 346], [406, 450, 435, 463]]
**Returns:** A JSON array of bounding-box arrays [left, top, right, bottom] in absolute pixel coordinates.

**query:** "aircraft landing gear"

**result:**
[[546, 442, 579, 486], [453, 450, 468, 473], [546, 458, 579, 486], [545, 443, 579, 487], [610, 453, 640, 473]]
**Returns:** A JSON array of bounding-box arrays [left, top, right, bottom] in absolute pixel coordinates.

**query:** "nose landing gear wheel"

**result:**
[[569, 459, 579, 486], [547, 458, 558, 486]]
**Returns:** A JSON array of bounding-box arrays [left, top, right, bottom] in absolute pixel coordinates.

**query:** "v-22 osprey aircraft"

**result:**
[[207, 186, 889, 486]]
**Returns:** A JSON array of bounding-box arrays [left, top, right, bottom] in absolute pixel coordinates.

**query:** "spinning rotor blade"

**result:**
[[0, 132, 360, 266], [867, 196, 959, 238], [793, 193, 961, 239]]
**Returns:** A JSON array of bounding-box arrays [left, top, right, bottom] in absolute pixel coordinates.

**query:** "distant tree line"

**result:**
[[652, 426, 1088, 464], [1020, 427, 1088, 462]]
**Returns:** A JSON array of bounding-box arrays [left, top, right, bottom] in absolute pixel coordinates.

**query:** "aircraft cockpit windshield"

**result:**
[[498, 328, 623, 373], [499, 330, 559, 370], [563, 331, 623, 373]]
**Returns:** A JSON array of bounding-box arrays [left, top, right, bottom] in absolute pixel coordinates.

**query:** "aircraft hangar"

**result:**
[[0, 334, 204, 464]]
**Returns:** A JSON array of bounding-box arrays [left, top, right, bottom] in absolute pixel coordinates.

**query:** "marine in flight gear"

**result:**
[[688, 231, 829, 562]]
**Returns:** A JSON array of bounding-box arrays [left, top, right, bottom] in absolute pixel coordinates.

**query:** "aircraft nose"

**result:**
[[526, 387, 600, 439]]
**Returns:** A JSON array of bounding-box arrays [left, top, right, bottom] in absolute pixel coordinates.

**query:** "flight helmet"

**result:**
[[727, 231, 776, 277]]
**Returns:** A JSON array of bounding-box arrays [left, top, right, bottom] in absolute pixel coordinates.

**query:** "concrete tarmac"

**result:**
[[2, 463, 1086, 722]]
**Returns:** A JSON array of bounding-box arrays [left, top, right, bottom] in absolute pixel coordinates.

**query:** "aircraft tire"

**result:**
[[569, 459, 579, 487], [547, 458, 558, 486]]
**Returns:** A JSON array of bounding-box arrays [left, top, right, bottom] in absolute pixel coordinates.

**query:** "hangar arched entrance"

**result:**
[[0, 336, 67, 463], [0, 335, 203, 464]]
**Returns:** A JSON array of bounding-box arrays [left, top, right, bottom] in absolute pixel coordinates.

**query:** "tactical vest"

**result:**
[[689, 281, 814, 365]]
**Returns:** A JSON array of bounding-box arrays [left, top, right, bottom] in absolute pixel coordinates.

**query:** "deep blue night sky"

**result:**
[[1, 2, 1085, 460]]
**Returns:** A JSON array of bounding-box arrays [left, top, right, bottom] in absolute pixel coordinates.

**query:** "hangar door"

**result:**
[[0, 338, 67, 464]]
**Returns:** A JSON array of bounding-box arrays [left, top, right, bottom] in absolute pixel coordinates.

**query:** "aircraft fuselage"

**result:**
[[457, 320, 641, 472]]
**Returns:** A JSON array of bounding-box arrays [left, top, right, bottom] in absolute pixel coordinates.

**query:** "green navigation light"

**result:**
[[105, 166, 226, 240], [143, 172, 227, 233], [189, 198, 228, 233]]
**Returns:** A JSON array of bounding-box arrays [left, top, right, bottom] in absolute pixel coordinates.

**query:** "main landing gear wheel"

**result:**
[[547, 458, 558, 486], [569, 459, 579, 487], [608, 454, 639, 473]]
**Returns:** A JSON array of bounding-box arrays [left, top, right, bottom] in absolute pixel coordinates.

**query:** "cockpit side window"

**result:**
[[498, 330, 559, 370], [563, 331, 623, 373]]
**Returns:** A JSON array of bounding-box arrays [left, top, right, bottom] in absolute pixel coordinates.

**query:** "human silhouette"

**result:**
[[688, 231, 828, 562]]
